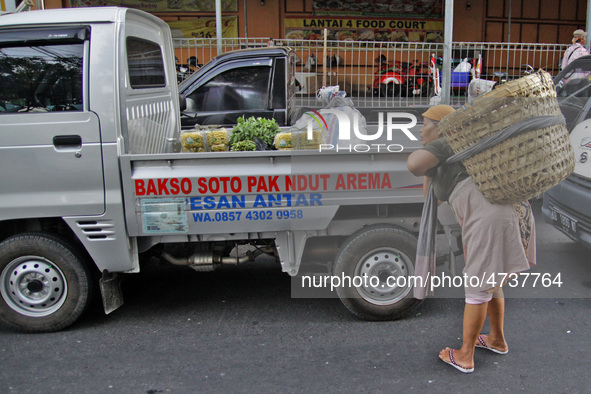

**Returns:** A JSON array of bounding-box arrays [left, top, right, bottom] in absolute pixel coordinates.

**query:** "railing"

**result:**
[[173, 37, 570, 108]]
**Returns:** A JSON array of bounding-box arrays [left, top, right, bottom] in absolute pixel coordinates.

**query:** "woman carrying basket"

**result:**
[[407, 104, 536, 373]]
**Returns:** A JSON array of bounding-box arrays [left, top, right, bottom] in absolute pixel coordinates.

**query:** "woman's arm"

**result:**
[[407, 149, 440, 177]]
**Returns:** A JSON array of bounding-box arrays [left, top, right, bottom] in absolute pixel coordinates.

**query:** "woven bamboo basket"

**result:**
[[438, 70, 575, 204]]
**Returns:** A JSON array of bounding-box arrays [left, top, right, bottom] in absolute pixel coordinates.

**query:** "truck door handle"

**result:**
[[53, 135, 82, 149]]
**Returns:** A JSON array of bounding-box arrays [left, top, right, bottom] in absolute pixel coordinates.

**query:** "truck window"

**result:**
[[0, 43, 83, 113], [186, 66, 271, 112], [127, 37, 166, 89], [272, 58, 286, 109], [555, 62, 591, 130]]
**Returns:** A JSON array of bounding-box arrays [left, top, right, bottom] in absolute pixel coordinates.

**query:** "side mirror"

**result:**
[[178, 93, 187, 112]]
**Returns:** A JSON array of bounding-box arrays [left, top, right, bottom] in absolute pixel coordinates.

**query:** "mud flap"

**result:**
[[99, 271, 124, 315]]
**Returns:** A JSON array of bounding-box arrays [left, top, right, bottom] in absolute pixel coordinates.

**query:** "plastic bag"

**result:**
[[324, 95, 368, 146], [253, 136, 273, 151], [316, 85, 344, 106], [274, 128, 324, 150], [290, 88, 368, 149], [325, 54, 343, 66], [467, 78, 497, 102], [303, 54, 316, 72], [181, 125, 232, 152], [454, 58, 472, 72]]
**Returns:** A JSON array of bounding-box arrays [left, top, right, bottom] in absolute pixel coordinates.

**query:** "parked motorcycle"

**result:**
[[400, 60, 432, 97], [369, 55, 401, 97], [369, 55, 432, 97]]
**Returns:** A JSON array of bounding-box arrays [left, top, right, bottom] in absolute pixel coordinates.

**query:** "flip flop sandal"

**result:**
[[475, 335, 509, 355], [440, 349, 474, 373]]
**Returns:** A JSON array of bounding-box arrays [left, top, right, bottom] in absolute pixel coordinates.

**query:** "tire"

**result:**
[[333, 225, 423, 321], [380, 83, 398, 97], [0, 233, 92, 333], [421, 81, 431, 97]]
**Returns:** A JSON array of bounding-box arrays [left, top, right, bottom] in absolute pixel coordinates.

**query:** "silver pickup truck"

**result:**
[[0, 7, 426, 332]]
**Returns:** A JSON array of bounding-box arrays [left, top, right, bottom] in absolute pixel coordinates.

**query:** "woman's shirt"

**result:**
[[422, 137, 469, 202]]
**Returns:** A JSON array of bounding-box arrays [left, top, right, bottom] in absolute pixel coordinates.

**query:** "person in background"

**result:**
[[407, 105, 536, 373], [562, 29, 588, 69]]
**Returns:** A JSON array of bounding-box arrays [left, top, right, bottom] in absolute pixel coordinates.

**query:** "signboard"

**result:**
[[312, 0, 443, 18], [285, 17, 444, 43], [167, 17, 238, 38], [69, 0, 238, 13]]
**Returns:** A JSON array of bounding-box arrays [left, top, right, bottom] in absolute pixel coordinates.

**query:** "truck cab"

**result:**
[[542, 55, 591, 249], [0, 7, 181, 332]]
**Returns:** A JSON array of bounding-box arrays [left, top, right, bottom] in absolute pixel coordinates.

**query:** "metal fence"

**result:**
[[173, 37, 570, 108]]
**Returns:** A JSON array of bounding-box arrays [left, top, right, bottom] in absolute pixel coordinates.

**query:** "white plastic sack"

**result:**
[[454, 58, 472, 72], [291, 91, 368, 148], [303, 55, 316, 71], [316, 85, 343, 105], [467, 78, 496, 102], [324, 95, 368, 146]]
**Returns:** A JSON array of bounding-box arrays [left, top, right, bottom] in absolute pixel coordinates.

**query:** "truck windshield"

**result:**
[[0, 43, 83, 113], [555, 61, 591, 131]]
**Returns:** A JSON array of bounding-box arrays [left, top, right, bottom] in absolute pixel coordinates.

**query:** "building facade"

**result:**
[[37, 0, 587, 45]]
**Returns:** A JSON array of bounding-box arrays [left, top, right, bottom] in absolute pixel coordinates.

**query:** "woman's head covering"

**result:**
[[421, 104, 455, 122], [573, 29, 587, 44]]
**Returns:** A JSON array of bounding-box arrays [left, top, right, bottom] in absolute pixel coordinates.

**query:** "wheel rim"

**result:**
[[354, 248, 414, 305], [1, 256, 68, 317]]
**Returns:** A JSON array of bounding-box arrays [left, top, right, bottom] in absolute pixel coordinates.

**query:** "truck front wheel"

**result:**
[[333, 225, 422, 320], [0, 233, 92, 333]]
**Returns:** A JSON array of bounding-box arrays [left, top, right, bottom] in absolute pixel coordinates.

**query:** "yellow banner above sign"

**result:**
[[69, 0, 238, 13], [167, 17, 238, 39]]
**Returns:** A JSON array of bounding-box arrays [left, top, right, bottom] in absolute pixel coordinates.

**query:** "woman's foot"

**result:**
[[475, 334, 509, 354], [439, 347, 474, 373]]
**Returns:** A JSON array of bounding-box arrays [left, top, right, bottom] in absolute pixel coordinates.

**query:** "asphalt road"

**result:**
[[1, 201, 590, 393]]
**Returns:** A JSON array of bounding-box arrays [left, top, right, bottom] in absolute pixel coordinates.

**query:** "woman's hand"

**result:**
[[407, 149, 440, 177]]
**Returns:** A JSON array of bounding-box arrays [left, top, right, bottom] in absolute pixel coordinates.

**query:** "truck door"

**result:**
[[0, 27, 105, 219]]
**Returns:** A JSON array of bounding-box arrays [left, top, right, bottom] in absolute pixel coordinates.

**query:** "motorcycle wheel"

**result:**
[[420, 81, 431, 97], [380, 83, 398, 97]]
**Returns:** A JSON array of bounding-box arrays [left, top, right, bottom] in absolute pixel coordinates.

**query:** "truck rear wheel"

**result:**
[[333, 225, 422, 320], [0, 233, 92, 333]]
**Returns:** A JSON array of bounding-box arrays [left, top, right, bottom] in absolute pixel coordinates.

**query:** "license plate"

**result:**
[[550, 207, 578, 238]]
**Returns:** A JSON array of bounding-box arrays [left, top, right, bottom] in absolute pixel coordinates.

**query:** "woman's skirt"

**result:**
[[450, 178, 536, 297]]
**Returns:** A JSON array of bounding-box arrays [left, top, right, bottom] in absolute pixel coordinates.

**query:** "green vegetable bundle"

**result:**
[[231, 140, 257, 151], [229, 116, 280, 149]]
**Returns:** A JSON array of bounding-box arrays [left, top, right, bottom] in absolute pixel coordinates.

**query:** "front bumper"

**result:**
[[542, 174, 591, 250]]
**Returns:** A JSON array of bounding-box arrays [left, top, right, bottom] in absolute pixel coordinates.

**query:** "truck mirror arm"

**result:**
[[180, 112, 198, 120]]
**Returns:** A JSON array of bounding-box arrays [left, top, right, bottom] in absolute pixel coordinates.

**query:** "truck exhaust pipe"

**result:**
[[161, 249, 265, 272]]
